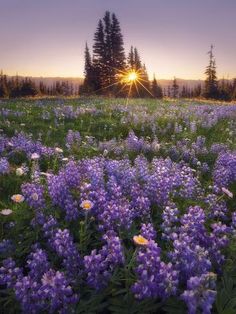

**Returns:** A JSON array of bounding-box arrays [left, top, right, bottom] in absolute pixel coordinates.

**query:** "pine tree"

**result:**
[[181, 85, 187, 98], [127, 46, 135, 69], [80, 43, 95, 94], [0, 71, 8, 98], [21, 78, 38, 97], [172, 77, 179, 98], [193, 84, 202, 98], [134, 48, 142, 70], [231, 78, 236, 100], [152, 75, 163, 98], [204, 45, 218, 99], [218, 78, 231, 101], [167, 86, 171, 97], [93, 19, 106, 93], [111, 13, 125, 70]]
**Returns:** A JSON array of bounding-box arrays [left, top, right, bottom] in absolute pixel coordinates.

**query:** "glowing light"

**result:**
[[120, 70, 139, 84], [127, 71, 138, 82]]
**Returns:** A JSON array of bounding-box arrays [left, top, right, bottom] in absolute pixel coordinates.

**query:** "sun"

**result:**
[[121, 70, 139, 84], [127, 71, 138, 82]]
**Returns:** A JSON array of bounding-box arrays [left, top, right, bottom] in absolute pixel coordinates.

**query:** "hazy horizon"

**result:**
[[0, 0, 235, 80]]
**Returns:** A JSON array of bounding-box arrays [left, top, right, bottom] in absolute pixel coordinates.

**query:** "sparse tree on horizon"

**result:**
[[151, 74, 163, 99], [204, 45, 218, 99], [172, 77, 179, 98]]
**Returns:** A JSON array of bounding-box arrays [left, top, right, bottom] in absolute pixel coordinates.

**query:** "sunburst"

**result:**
[[94, 63, 153, 102]]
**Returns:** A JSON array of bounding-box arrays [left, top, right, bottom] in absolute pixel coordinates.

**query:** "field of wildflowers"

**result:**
[[0, 97, 236, 314]]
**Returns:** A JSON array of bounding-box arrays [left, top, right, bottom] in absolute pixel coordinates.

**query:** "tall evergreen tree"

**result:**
[[232, 78, 236, 100], [134, 47, 142, 70], [172, 77, 179, 98], [80, 43, 95, 94], [152, 74, 163, 98], [111, 13, 125, 70], [204, 45, 218, 99], [92, 19, 106, 93], [127, 46, 135, 69], [0, 71, 8, 98]]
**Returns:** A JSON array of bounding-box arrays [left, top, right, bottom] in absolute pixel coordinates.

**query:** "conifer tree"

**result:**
[[152, 75, 163, 98], [0, 71, 8, 98], [93, 19, 106, 93], [127, 46, 135, 69], [80, 43, 95, 94], [172, 77, 179, 98], [204, 45, 218, 99], [134, 47, 142, 70], [232, 78, 236, 100]]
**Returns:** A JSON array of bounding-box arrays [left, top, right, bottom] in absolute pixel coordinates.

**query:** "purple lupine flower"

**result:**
[[132, 240, 178, 299], [66, 129, 81, 150], [161, 202, 179, 240], [208, 222, 230, 269], [181, 272, 217, 314], [0, 258, 23, 288], [21, 183, 46, 209], [27, 248, 50, 281], [213, 152, 236, 192], [42, 215, 58, 237], [84, 231, 124, 290], [140, 223, 156, 240], [40, 269, 79, 313], [49, 228, 82, 280], [47, 173, 79, 221], [204, 193, 228, 220], [0, 157, 10, 174], [0, 239, 14, 255], [14, 276, 43, 313]]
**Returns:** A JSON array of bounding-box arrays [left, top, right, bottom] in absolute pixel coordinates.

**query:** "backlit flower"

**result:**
[[80, 200, 94, 211], [11, 194, 25, 203], [16, 167, 24, 176], [0, 209, 13, 216], [133, 235, 149, 246]]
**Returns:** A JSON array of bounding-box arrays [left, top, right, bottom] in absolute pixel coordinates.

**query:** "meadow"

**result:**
[[0, 97, 236, 314]]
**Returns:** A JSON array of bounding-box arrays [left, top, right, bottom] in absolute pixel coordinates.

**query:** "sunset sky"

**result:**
[[0, 0, 235, 80]]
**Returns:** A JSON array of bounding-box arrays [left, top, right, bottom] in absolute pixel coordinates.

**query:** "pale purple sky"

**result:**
[[0, 0, 235, 79]]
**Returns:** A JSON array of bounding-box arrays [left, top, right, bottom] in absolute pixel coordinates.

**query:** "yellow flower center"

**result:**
[[15, 195, 22, 202], [133, 235, 149, 246], [83, 201, 91, 209]]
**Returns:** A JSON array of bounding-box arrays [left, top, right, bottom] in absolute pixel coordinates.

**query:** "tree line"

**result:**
[[0, 72, 79, 98], [81, 12, 236, 100]]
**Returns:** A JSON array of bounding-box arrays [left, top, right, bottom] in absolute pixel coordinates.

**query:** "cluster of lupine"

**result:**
[[213, 151, 236, 192], [53, 105, 98, 120], [0, 157, 9, 174], [0, 132, 55, 159], [45, 156, 202, 227], [84, 230, 124, 290], [66, 129, 81, 150], [0, 247, 78, 313], [132, 239, 179, 299], [0, 108, 24, 117]]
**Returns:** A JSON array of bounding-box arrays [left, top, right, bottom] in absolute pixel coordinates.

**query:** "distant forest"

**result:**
[[0, 11, 236, 100], [0, 73, 80, 98]]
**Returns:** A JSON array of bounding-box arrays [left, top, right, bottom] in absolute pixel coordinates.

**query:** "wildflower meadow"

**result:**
[[0, 97, 236, 314]]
